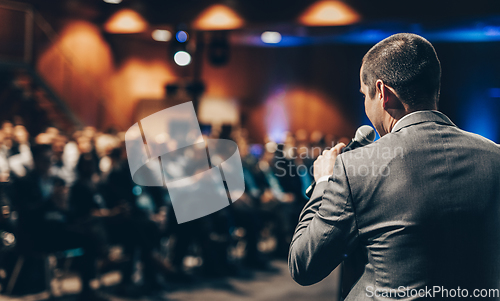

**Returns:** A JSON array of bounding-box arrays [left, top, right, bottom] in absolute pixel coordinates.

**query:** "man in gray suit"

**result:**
[[289, 33, 500, 300]]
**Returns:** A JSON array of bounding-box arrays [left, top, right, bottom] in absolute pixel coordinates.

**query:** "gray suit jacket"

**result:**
[[289, 111, 500, 300]]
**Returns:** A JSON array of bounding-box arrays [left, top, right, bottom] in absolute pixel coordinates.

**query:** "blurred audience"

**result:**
[[0, 119, 336, 299], [10, 143, 104, 300]]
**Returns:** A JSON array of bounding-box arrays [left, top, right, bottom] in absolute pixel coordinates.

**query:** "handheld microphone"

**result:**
[[305, 125, 376, 198]]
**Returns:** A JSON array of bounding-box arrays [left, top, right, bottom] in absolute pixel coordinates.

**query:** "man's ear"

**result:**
[[375, 80, 384, 101], [376, 80, 404, 110]]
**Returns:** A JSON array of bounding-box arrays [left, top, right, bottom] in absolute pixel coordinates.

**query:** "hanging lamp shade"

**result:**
[[298, 1, 360, 26], [193, 4, 244, 31], [104, 9, 148, 33]]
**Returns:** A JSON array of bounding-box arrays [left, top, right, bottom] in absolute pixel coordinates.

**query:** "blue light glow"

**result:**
[[489, 88, 500, 98], [132, 185, 142, 196], [425, 27, 500, 42], [176, 31, 188, 43], [249, 144, 264, 158], [265, 88, 289, 142], [335, 29, 396, 44], [235, 18, 500, 47], [463, 96, 498, 142]]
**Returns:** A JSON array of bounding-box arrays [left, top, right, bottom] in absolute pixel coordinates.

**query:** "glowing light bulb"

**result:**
[[299, 0, 360, 26], [152, 29, 171, 42], [176, 31, 189, 43], [104, 9, 148, 33], [193, 4, 244, 30], [174, 51, 191, 66], [261, 31, 282, 44]]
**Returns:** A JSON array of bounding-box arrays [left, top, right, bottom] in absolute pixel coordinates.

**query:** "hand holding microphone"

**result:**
[[305, 125, 376, 198], [341, 125, 376, 153], [313, 143, 346, 182]]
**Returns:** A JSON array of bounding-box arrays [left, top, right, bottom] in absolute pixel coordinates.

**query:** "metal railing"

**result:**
[[0, 0, 126, 129]]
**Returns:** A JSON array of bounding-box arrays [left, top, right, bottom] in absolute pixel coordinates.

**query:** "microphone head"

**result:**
[[354, 125, 376, 146]]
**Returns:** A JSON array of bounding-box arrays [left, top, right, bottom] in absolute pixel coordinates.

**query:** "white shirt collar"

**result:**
[[391, 110, 440, 133]]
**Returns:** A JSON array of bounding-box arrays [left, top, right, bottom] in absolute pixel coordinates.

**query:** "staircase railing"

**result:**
[[0, 0, 125, 130]]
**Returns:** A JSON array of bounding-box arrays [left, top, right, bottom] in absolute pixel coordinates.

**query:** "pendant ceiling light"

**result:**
[[299, 1, 360, 26], [104, 9, 148, 33], [193, 4, 244, 31]]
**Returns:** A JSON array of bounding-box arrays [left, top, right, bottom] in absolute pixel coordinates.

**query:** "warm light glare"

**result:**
[[193, 4, 244, 30], [261, 31, 282, 44], [103, 0, 122, 4], [174, 51, 191, 66], [104, 9, 148, 33], [111, 58, 176, 122], [36, 21, 115, 127], [299, 0, 360, 26], [152, 29, 171, 42], [263, 88, 352, 143]]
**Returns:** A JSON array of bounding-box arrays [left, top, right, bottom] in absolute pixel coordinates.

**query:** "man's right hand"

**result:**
[[313, 143, 345, 182]]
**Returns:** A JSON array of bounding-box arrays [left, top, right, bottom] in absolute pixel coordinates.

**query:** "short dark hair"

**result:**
[[361, 33, 441, 109], [31, 143, 52, 161]]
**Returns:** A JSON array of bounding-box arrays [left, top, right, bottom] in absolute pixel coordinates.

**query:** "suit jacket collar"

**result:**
[[392, 110, 456, 133]]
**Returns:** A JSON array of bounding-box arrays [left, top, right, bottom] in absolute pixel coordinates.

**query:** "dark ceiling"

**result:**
[[20, 0, 500, 28]]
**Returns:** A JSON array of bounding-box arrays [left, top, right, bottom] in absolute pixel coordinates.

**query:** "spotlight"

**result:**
[[174, 51, 191, 66], [152, 29, 172, 42], [103, 0, 122, 3], [261, 31, 282, 44], [176, 31, 189, 43]]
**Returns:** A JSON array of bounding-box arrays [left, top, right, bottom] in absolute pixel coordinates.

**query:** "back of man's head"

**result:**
[[362, 33, 441, 110], [31, 143, 53, 174]]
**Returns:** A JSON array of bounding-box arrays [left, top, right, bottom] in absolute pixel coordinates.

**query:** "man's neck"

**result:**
[[382, 108, 408, 136], [384, 107, 432, 135]]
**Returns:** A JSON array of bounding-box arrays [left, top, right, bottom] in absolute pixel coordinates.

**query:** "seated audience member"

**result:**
[[230, 139, 270, 268], [11, 144, 106, 301], [256, 148, 297, 258], [98, 146, 168, 294], [50, 133, 77, 186], [69, 153, 108, 256], [0, 129, 10, 182], [5, 125, 33, 179]]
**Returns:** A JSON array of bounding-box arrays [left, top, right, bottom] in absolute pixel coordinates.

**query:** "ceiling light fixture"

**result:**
[[152, 29, 172, 42], [174, 51, 191, 66], [104, 9, 148, 33], [176, 31, 189, 43], [193, 4, 244, 31], [261, 31, 282, 44], [299, 0, 360, 26]]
